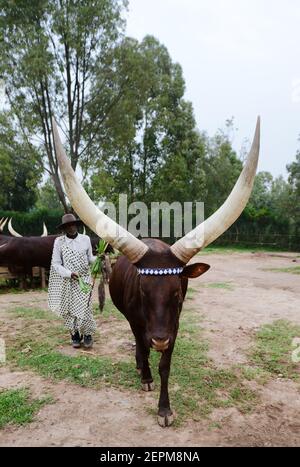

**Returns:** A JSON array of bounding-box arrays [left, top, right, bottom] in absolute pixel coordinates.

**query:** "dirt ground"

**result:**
[[0, 251, 300, 447]]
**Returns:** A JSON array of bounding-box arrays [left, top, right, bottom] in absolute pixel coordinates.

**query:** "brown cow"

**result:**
[[53, 117, 260, 426]]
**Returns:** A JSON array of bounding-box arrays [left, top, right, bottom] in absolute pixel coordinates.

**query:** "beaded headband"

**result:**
[[137, 267, 184, 276]]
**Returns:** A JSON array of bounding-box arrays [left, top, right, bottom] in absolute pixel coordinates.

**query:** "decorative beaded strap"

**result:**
[[137, 267, 184, 276]]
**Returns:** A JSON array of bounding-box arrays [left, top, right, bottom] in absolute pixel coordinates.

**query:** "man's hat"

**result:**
[[57, 213, 83, 230]]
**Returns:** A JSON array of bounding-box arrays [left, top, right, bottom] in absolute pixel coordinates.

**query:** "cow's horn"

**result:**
[[41, 222, 48, 237], [83, 226, 86, 235], [52, 118, 149, 263], [170, 117, 260, 263], [8, 218, 23, 237], [0, 217, 8, 232]]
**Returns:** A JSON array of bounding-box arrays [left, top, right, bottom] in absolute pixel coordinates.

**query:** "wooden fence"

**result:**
[[0, 266, 47, 288]]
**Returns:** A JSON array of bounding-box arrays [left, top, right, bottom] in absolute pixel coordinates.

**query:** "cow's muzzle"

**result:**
[[151, 338, 170, 352]]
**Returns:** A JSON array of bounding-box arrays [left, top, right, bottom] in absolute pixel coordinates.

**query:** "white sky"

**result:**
[[126, 0, 300, 178]]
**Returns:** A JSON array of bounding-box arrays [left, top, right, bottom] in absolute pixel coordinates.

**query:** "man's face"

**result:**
[[64, 222, 78, 236]]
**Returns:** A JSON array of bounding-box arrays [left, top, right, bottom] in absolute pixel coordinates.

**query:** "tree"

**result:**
[[35, 178, 62, 210], [287, 150, 300, 233], [0, 111, 41, 210], [0, 0, 128, 211], [88, 35, 206, 207], [201, 120, 243, 217]]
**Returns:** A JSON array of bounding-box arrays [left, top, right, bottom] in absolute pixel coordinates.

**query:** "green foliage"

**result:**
[[0, 208, 63, 235], [89, 35, 206, 206], [0, 0, 128, 210], [287, 151, 300, 233], [202, 119, 243, 217], [35, 179, 62, 211], [0, 112, 42, 211]]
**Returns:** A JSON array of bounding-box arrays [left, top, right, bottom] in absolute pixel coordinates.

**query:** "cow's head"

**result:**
[[135, 244, 210, 350]]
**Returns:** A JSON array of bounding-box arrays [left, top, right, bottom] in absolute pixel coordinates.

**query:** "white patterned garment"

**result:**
[[48, 235, 97, 335]]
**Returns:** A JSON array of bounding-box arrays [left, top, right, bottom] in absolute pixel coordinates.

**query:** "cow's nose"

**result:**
[[151, 337, 170, 351]]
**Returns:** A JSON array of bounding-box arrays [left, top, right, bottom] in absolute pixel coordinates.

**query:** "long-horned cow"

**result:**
[[52, 117, 260, 426], [0, 218, 103, 274]]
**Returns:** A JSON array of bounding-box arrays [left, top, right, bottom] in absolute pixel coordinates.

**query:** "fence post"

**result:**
[[40, 268, 46, 289]]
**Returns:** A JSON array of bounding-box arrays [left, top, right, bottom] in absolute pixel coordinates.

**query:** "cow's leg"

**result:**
[[157, 348, 174, 427], [135, 339, 143, 374], [134, 337, 154, 392]]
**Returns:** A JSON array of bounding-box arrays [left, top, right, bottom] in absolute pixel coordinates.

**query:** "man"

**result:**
[[48, 213, 97, 349]]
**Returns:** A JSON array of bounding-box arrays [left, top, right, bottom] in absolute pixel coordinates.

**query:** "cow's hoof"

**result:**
[[142, 382, 155, 391], [157, 413, 174, 427]]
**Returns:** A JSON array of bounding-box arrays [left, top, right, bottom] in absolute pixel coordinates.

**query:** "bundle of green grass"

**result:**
[[78, 239, 108, 293]]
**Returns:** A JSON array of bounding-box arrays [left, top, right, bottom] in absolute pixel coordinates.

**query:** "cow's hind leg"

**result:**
[[157, 349, 174, 427], [135, 338, 154, 392]]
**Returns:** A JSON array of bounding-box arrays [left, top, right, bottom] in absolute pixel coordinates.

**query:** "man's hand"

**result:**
[[71, 272, 79, 280]]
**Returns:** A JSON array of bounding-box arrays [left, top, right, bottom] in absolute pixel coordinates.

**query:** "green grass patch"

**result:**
[[186, 287, 198, 300], [203, 282, 234, 290], [0, 286, 23, 295], [237, 365, 269, 385], [0, 388, 52, 429], [93, 298, 125, 320], [8, 341, 140, 391], [249, 320, 300, 379], [7, 306, 57, 320], [198, 245, 283, 255], [262, 266, 300, 275]]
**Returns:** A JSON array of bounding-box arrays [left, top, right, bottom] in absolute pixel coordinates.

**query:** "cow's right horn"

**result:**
[[170, 117, 260, 263], [8, 218, 22, 237], [52, 118, 149, 263], [41, 223, 48, 237]]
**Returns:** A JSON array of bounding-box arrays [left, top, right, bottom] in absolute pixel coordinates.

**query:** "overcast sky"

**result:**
[[126, 0, 300, 178]]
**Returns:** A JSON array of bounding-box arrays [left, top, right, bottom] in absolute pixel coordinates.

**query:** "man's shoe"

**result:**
[[71, 331, 82, 348], [83, 335, 93, 349]]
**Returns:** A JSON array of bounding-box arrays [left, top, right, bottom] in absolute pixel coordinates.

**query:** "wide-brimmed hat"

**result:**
[[57, 213, 83, 230]]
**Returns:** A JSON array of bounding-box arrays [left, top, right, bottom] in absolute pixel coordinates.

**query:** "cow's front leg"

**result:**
[[157, 348, 174, 427], [135, 338, 154, 392]]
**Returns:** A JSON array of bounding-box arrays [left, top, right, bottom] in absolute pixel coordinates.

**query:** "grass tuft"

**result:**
[[262, 266, 300, 275], [249, 319, 300, 379], [0, 388, 52, 429]]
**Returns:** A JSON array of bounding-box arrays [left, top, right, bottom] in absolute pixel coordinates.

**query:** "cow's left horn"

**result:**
[[52, 118, 149, 263], [8, 218, 23, 237], [0, 217, 8, 232], [170, 117, 260, 263]]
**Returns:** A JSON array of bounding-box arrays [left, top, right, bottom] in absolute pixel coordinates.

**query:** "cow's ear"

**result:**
[[181, 263, 210, 278]]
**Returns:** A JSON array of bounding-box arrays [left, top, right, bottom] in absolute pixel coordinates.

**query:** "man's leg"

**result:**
[[64, 315, 81, 348], [80, 311, 97, 349]]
